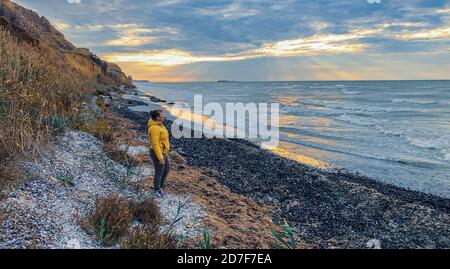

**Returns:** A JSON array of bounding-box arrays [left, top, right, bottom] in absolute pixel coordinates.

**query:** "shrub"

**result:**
[[82, 195, 133, 246], [130, 198, 162, 227], [77, 118, 114, 142], [122, 226, 177, 249]]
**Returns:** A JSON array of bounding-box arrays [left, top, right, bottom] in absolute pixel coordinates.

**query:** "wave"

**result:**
[[282, 136, 440, 168], [281, 106, 351, 117], [406, 137, 441, 150], [375, 126, 404, 137], [405, 136, 450, 162], [298, 99, 399, 113], [392, 98, 440, 105], [341, 89, 361, 95], [335, 114, 377, 127], [334, 116, 450, 162], [442, 150, 450, 161]]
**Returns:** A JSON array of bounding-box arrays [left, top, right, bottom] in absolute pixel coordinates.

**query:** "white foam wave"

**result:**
[[405, 137, 450, 161], [442, 150, 450, 161], [392, 98, 439, 105], [376, 126, 404, 137], [341, 89, 361, 95], [406, 137, 441, 150], [335, 115, 376, 126], [301, 100, 391, 113]]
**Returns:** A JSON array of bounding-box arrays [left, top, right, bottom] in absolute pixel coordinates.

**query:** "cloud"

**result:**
[[102, 28, 378, 66], [104, 24, 157, 46], [67, 0, 81, 4], [399, 26, 450, 40], [15, 0, 450, 81], [195, 2, 260, 20], [102, 19, 450, 67], [51, 22, 178, 47], [51, 19, 71, 31], [436, 8, 450, 14]]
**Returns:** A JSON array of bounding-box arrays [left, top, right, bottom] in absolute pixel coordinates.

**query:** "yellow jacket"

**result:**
[[147, 119, 170, 160]]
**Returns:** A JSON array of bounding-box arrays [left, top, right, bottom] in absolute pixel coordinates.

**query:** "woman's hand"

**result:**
[[159, 159, 165, 165]]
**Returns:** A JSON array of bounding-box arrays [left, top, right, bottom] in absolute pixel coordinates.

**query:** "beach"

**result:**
[[1, 0, 450, 251], [111, 87, 450, 249]]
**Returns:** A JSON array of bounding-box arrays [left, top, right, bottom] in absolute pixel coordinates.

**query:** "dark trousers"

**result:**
[[150, 149, 170, 190]]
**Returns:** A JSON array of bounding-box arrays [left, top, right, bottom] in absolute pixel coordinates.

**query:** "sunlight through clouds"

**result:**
[[399, 27, 450, 40], [15, 0, 450, 81], [105, 25, 156, 46], [103, 29, 377, 66]]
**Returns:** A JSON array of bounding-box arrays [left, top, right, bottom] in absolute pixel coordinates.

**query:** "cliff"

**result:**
[[0, 0, 133, 87]]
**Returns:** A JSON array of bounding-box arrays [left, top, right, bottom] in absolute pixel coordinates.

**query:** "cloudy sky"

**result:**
[[14, 0, 450, 81]]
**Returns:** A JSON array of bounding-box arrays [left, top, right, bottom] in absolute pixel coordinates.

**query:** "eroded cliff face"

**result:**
[[0, 0, 133, 87]]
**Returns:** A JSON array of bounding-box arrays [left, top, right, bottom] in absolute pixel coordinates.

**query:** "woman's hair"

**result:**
[[150, 109, 164, 120]]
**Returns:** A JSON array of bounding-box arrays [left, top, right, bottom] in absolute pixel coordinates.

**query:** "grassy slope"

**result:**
[[0, 29, 92, 189]]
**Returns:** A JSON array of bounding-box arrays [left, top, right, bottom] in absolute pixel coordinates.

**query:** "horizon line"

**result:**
[[134, 79, 450, 83]]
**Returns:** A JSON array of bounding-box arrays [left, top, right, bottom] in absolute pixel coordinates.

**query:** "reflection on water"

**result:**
[[264, 141, 329, 169], [282, 131, 336, 146], [277, 96, 301, 106], [278, 115, 300, 126]]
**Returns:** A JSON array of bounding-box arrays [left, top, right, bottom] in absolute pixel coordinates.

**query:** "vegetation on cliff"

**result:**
[[0, 0, 132, 189]]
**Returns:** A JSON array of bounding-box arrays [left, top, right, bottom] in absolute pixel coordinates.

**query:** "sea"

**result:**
[[127, 80, 450, 198]]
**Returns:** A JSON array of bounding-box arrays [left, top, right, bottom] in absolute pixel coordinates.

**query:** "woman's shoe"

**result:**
[[158, 189, 168, 198], [151, 190, 163, 199], [159, 188, 167, 197]]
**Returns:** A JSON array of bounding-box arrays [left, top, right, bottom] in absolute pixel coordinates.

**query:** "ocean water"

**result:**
[[131, 81, 450, 198]]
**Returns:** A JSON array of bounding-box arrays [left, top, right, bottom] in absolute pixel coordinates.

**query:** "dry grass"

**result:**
[[82, 195, 173, 248], [130, 198, 163, 227], [0, 29, 90, 190], [103, 142, 142, 168], [0, 164, 23, 191], [77, 118, 114, 143], [82, 195, 133, 246], [122, 226, 177, 249]]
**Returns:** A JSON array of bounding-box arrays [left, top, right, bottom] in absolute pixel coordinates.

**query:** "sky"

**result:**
[[14, 0, 450, 82]]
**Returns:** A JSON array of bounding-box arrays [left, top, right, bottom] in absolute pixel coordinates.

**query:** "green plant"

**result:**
[[167, 199, 188, 232], [126, 162, 135, 177], [198, 227, 212, 249], [57, 173, 75, 187], [102, 143, 140, 178], [48, 115, 67, 135], [269, 224, 298, 249]]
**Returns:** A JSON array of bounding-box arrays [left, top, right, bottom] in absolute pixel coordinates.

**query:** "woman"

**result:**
[[148, 109, 170, 198]]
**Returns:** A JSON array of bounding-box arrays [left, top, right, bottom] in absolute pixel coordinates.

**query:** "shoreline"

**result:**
[[111, 87, 450, 248]]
